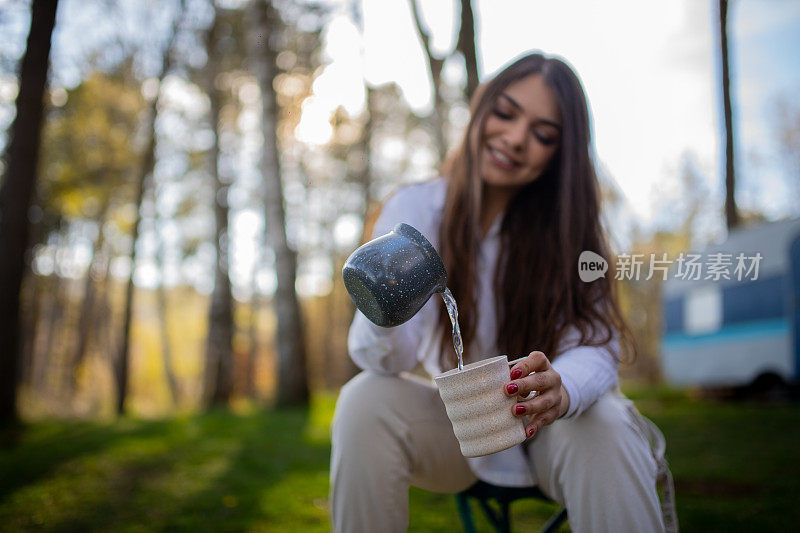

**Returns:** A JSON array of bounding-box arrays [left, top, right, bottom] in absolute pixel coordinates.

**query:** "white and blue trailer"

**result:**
[[660, 218, 800, 387]]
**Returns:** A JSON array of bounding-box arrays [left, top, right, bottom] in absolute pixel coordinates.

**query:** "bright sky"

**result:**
[[302, 0, 800, 227]]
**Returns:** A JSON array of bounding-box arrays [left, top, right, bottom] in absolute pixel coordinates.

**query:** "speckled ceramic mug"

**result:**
[[434, 355, 527, 458]]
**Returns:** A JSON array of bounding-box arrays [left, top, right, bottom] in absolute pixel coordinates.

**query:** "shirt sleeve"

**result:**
[[346, 184, 437, 375], [348, 307, 429, 374], [551, 326, 620, 418]]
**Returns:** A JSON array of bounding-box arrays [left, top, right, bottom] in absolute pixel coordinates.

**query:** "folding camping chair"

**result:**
[[456, 480, 567, 533]]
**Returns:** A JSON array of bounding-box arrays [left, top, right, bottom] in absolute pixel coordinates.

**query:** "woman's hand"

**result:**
[[504, 351, 570, 438]]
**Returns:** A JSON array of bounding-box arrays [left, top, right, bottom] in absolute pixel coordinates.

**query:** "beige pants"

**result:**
[[330, 371, 669, 533]]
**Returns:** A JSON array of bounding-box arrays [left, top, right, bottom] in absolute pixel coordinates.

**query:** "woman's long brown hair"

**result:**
[[438, 52, 635, 368]]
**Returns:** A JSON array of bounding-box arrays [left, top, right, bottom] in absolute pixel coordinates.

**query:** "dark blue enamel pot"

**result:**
[[342, 223, 447, 327]]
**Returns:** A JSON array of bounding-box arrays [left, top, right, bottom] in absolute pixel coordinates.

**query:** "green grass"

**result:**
[[1, 389, 799, 532]]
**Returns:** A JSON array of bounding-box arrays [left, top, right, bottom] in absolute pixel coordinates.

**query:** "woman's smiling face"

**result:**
[[479, 73, 562, 191]]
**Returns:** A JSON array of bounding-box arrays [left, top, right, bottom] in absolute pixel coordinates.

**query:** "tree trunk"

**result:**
[[155, 0, 187, 407], [33, 230, 63, 391], [36, 276, 66, 392], [248, 0, 309, 407], [115, 3, 181, 415], [456, 0, 479, 100], [115, 152, 147, 414], [719, 0, 739, 230], [19, 267, 42, 387], [67, 200, 109, 392], [358, 86, 375, 213], [19, 208, 51, 388], [409, 0, 447, 163], [0, 0, 59, 426], [338, 86, 378, 384], [246, 267, 260, 399], [95, 252, 117, 370], [202, 12, 235, 408], [155, 203, 180, 406]]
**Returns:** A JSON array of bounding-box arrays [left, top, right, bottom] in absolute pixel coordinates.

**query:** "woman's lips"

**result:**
[[486, 145, 518, 170]]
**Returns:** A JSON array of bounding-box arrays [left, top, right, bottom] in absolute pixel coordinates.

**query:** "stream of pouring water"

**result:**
[[441, 288, 464, 371]]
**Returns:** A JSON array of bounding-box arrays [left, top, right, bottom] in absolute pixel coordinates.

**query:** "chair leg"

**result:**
[[477, 499, 504, 532], [456, 493, 477, 533], [500, 501, 511, 533], [541, 508, 568, 533], [456, 483, 568, 533]]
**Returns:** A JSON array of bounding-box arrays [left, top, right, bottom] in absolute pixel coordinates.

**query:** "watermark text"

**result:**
[[578, 251, 763, 282]]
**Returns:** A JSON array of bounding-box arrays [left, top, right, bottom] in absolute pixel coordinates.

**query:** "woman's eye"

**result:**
[[492, 108, 512, 120], [535, 133, 557, 146]]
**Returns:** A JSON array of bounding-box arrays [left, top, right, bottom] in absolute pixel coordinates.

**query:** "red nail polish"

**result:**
[[510, 369, 523, 379], [515, 405, 526, 415], [527, 427, 536, 437], [506, 383, 519, 395]]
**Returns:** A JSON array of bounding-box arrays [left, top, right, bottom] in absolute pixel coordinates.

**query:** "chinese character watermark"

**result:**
[[578, 251, 763, 282]]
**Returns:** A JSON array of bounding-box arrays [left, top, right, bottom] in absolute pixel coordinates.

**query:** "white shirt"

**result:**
[[347, 178, 619, 487]]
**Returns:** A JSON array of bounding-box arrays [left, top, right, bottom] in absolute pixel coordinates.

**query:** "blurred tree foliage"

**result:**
[[3, 0, 482, 417], [36, 67, 145, 399], [8, 0, 763, 417], [40, 68, 144, 224]]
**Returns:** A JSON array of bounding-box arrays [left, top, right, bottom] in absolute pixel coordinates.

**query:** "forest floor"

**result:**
[[1, 385, 799, 532]]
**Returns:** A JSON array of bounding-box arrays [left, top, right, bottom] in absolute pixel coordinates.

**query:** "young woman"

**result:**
[[329, 53, 674, 533]]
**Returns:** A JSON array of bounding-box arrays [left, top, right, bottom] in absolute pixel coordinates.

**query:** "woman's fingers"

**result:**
[[508, 351, 548, 379], [514, 389, 560, 415], [504, 350, 565, 438], [523, 406, 560, 438], [514, 371, 560, 398], [505, 356, 561, 399]]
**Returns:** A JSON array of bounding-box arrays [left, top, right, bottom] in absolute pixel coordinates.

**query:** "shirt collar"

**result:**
[[483, 212, 503, 241]]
